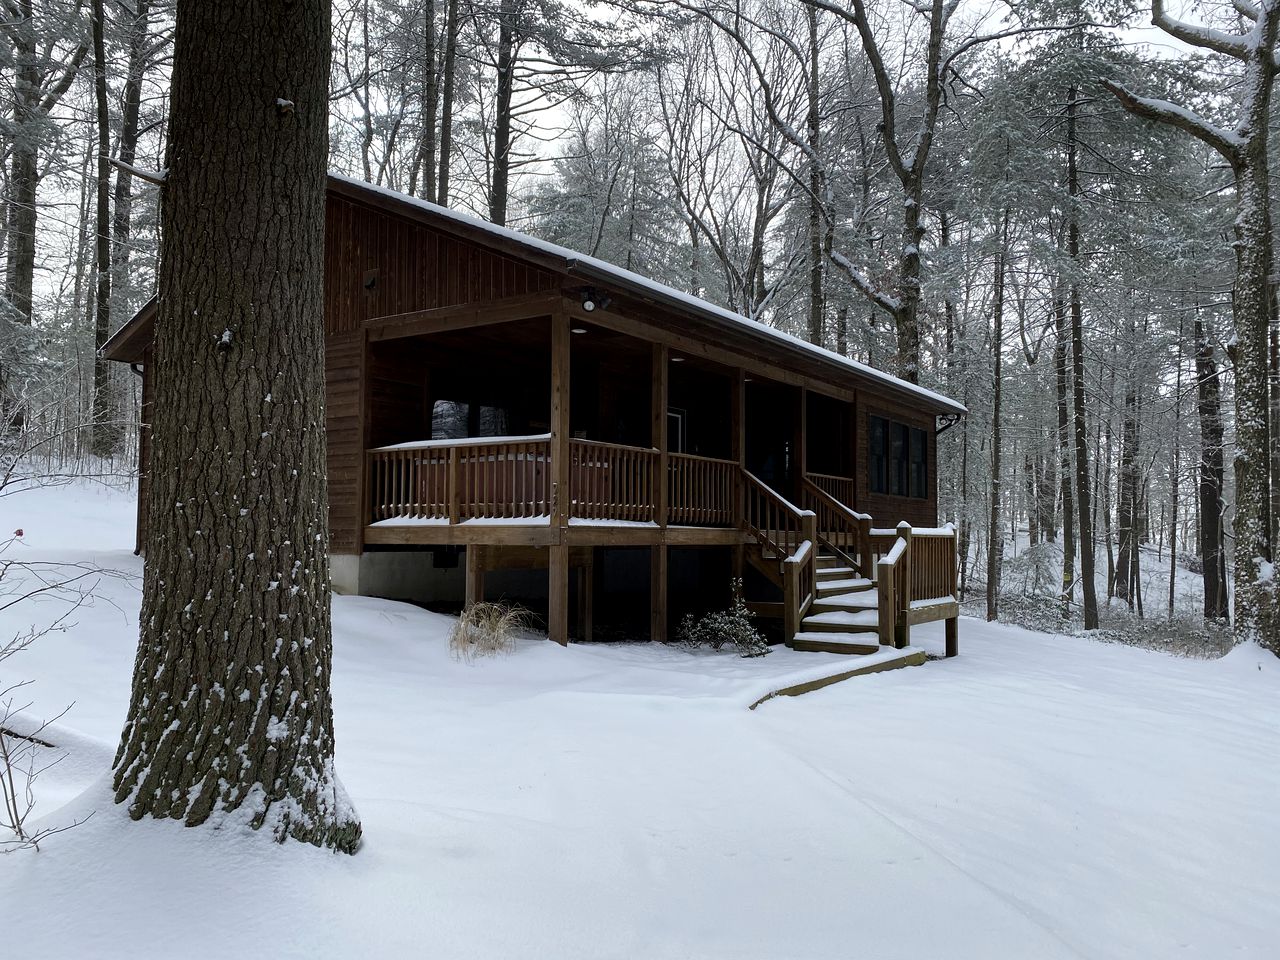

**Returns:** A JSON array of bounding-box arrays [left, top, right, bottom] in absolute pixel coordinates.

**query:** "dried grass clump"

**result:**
[[449, 602, 531, 662]]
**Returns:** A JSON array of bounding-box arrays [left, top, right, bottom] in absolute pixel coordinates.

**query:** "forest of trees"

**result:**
[[2, 0, 1276, 651]]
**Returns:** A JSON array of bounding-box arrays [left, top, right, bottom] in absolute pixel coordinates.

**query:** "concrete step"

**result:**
[[789, 633, 881, 655]]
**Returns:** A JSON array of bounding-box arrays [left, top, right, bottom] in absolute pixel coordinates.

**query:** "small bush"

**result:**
[[449, 602, 531, 662], [676, 580, 769, 658]]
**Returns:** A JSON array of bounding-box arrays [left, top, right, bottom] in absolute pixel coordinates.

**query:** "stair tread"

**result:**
[[804, 609, 880, 626], [790, 633, 881, 654], [811, 591, 879, 611], [817, 577, 874, 594], [816, 566, 857, 578]]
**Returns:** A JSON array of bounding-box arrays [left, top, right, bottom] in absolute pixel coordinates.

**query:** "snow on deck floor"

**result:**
[[2, 481, 1279, 959]]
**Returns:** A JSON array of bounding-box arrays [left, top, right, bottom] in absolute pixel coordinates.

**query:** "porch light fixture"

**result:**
[[671, 356, 685, 363], [571, 327, 588, 334], [580, 287, 611, 313]]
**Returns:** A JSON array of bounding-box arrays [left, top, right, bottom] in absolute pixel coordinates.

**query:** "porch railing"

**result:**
[[367, 436, 551, 523], [806, 471, 855, 508], [799, 477, 871, 576], [568, 438, 658, 523], [668, 452, 738, 526], [874, 521, 958, 654]]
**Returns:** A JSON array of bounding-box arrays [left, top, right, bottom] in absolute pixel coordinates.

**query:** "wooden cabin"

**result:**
[[103, 174, 965, 657]]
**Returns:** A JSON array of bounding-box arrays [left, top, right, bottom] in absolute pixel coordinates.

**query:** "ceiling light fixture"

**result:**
[[571, 327, 587, 334]]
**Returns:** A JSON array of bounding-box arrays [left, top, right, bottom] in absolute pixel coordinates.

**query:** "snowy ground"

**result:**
[[2, 482, 1278, 959]]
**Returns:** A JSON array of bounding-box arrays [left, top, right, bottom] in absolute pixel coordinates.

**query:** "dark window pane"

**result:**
[[432, 400, 469, 439], [890, 423, 907, 496], [910, 427, 927, 498], [869, 416, 886, 494]]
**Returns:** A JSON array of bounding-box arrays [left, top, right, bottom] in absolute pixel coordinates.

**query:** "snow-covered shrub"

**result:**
[[676, 581, 769, 658], [448, 602, 530, 662]]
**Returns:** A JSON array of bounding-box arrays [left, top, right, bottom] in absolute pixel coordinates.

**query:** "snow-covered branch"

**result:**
[[1151, 0, 1252, 61], [1100, 80, 1243, 163], [829, 250, 900, 316]]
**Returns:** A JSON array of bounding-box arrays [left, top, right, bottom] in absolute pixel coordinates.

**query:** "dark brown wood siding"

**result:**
[[854, 390, 938, 527], [325, 331, 363, 553], [323, 194, 561, 336]]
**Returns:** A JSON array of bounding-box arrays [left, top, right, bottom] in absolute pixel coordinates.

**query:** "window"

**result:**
[[432, 400, 509, 440], [869, 416, 887, 494], [667, 407, 687, 453], [868, 414, 928, 500], [909, 427, 927, 498]]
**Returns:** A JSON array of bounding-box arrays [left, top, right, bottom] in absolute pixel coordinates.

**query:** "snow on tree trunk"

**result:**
[[111, 0, 361, 851]]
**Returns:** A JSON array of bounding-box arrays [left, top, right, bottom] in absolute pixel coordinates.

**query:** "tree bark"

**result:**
[[1114, 368, 1138, 606], [437, 0, 461, 206], [111, 0, 361, 852], [413, 0, 439, 201], [986, 210, 1009, 622], [1067, 82, 1099, 629], [1194, 311, 1229, 621], [90, 0, 119, 457], [1055, 290, 1075, 618], [805, 0, 824, 347], [488, 0, 516, 226]]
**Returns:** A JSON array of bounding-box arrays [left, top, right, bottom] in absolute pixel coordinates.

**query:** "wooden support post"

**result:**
[[783, 559, 799, 643], [549, 542, 569, 646], [448, 446, 460, 524], [465, 545, 484, 608], [651, 543, 668, 643], [551, 311, 571, 527], [798, 386, 808, 486], [894, 521, 913, 649], [733, 368, 746, 527], [877, 558, 895, 647], [652, 343, 669, 527], [580, 551, 595, 643], [945, 616, 959, 658]]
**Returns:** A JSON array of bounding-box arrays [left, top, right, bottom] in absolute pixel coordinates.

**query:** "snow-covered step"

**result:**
[[800, 608, 881, 633], [789, 633, 881, 655], [816, 576, 874, 597], [816, 565, 858, 581], [810, 589, 878, 612]]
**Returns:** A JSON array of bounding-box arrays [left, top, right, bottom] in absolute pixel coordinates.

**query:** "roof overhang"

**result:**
[[103, 175, 966, 418]]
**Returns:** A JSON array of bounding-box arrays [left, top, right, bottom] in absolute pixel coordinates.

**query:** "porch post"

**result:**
[[549, 310, 571, 645], [731, 367, 746, 585], [652, 343, 669, 642], [465, 545, 484, 608], [798, 386, 808, 486]]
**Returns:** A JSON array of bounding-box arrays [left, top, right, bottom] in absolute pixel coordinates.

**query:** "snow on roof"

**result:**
[[329, 173, 967, 416]]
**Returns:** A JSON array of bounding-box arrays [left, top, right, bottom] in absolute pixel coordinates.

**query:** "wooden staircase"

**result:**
[[741, 474, 960, 659], [789, 554, 881, 655]]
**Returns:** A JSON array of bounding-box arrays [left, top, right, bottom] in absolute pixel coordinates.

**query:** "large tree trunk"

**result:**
[[1055, 291, 1075, 618], [413, 0, 439, 201], [111, 0, 361, 852], [1067, 83, 1099, 630], [488, 0, 516, 226], [1114, 370, 1138, 606], [90, 0, 118, 458], [1229, 144, 1276, 647], [986, 211, 1009, 622], [437, 0, 461, 206], [805, 0, 824, 347], [110, 0, 151, 312], [1193, 312, 1228, 621]]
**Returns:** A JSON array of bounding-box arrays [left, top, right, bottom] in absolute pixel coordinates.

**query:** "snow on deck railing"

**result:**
[[368, 433, 552, 452]]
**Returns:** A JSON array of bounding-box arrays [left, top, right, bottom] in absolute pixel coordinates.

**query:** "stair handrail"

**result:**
[[798, 476, 873, 577], [740, 469, 817, 642], [876, 523, 911, 648]]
